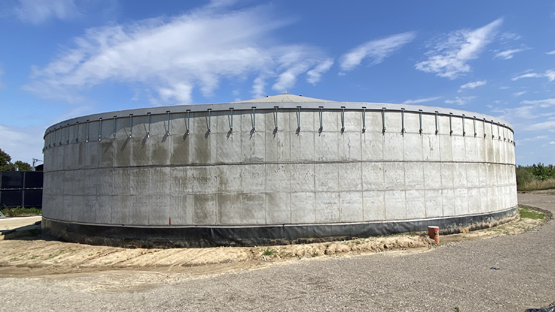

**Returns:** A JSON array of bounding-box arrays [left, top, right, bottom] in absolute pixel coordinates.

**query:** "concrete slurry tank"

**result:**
[[41, 94, 518, 247]]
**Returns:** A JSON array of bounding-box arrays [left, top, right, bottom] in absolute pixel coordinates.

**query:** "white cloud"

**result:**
[[415, 18, 502, 79], [339, 32, 416, 72], [402, 96, 441, 104], [0, 124, 45, 164], [512, 91, 527, 97], [524, 120, 555, 132], [499, 32, 521, 41], [494, 48, 526, 60], [550, 141, 555, 145], [13, 0, 80, 24], [546, 50, 555, 55], [460, 80, 486, 90], [23, 3, 331, 104], [512, 70, 555, 82], [492, 105, 537, 121], [306, 58, 334, 85], [444, 96, 475, 106], [516, 135, 548, 145], [521, 98, 555, 107]]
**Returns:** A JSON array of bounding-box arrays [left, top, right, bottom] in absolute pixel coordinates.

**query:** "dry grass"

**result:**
[[518, 178, 555, 192]]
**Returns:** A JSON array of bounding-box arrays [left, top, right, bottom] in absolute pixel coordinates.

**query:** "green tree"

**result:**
[[0, 148, 14, 171], [14, 160, 32, 171], [0, 148, 32, 171]]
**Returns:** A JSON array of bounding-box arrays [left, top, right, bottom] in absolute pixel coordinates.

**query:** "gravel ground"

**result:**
[[1, 192, 554, 312]]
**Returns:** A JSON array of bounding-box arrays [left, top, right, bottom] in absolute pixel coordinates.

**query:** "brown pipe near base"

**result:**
[[428, 226, 439, 244]]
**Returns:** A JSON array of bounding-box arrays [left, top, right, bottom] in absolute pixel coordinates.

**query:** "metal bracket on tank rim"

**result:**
[[483, 118, 487, 138], [186, 110, 190, 134], [296, 106, 301, 135], [274, 106, 279, 133], [207, 109, 212, 133], [381, 108, 386, 134], [229, 108, 234, 133], [434, 111, 439, 135], [491, 120, 495, 139], [449, 113, 453, 136], [146, 113, 151, 138], [98, 118, 102, 142], [401, 108, 405, 135], [362, 107, 366, 133], [418, 110, 423, 135], [251, 107, 256, 133], [462, 114, 466, 136], [341, 106, 345, 133], [473, 116, 477, 137], [86, 120, 90, 142], [318, 106, 323, 133], [128, 114, 133, 139], [112, 116, 117, 139], [166, 111, 171, 135]]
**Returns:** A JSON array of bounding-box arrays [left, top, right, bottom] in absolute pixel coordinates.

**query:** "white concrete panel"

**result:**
[[265, 164, 289, 192], [241, 165, 266, 193], [315, 132, 339, 161], [291, 192, 315, 223], [241, 193, 266, 225], [404, 162, 424, 190], [423, 163, 442, 189], [383, 133, 404, 161], [424, 189, 443, 217], [404, 135, 423, 161], [454, 188, 469, 215], [385, 190, 406, 220], [339, 162, 362, 191], [340, 192, 363, 222], [363, 191, 385, 220], [315, 163, 339, 192], [405, 189, 425, 219], [361, 132, 384, 161], [290, 164, 315, 192], [315, 192, 340, 223], [339, 132, 362, 161], [362, 162, 385, 191], [442, 189, 455, 216], [453, 163, 467, 189], [148, 195, 170, 225], [384, 162, 405, 190], [266, 192, 291, 224]]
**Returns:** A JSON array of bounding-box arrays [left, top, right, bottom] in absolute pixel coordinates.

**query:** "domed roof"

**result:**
[[236, 93, 335, 103]]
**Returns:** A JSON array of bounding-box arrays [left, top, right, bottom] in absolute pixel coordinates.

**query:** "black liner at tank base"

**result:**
[[42, 206, 519, 248]]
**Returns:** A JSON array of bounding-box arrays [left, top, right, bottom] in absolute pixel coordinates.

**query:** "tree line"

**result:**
[[0, 148, 33, 171], [516, 163, 555, 191]]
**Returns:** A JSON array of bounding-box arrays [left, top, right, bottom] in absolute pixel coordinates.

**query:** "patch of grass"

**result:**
[[0, 206, 42, 217], [262, 248, 277, 256], [519, 207, 545, 220], [454, 307, 461, 312], [311, 253, 319, 257]]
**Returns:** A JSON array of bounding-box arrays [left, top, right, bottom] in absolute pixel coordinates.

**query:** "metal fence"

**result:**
[[0, 171, 43, 208]]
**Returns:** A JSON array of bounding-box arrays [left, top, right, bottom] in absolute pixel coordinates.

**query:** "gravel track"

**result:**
[[1, 192, 554, 312]]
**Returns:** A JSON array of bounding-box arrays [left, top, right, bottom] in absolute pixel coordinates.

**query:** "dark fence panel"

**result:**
[[0, 171, 43, 208]]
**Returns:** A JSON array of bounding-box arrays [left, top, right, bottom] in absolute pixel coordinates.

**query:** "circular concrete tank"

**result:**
[[41, 94, 518, 247]]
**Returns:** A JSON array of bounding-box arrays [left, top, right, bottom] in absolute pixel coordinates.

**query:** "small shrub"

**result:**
[[0, 206, 42, 217], [262, 248, 277, 256], [519, 207, 545, 220]]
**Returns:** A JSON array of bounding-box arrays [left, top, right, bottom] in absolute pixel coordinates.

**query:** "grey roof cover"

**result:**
[[236, 94, 335, 103]]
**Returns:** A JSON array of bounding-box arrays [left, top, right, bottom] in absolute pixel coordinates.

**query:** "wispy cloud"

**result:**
[[415, 18, 502, 79], [459, 80, 486, 91], [512, 91, 527, 97], [339, 32, 416, 72], [516, 135, 548, 145], [22, 2, 331, 104], [550, 141, 555, 145], [0, 124, 45, 164], [402, 96, 441, 104], [546, 50, 555, 55], [524, 120, 555, 132], [306, 58, 334, 85], [444, 96, 475, 106], [521, 98, 555, 107], [512, 70, 555, 82], [12, 0, 80, 24], [494, 48, 527, 60]]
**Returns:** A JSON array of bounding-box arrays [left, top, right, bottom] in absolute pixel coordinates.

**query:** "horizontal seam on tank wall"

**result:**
[[41, 160, 517, 172], [41, 206, 517, 229]]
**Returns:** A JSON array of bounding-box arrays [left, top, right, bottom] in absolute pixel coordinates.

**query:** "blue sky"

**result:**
[[0, 0, 554, 166]]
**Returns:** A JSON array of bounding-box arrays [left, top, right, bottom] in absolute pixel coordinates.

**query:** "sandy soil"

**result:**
[[0, 211, 545, 280]]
